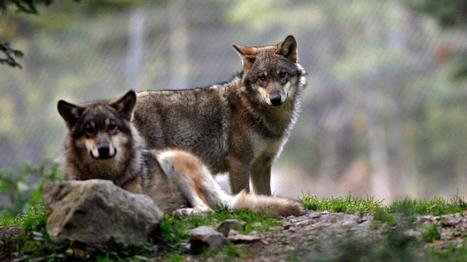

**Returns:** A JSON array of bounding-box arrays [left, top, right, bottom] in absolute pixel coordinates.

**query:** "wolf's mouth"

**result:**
[[90, 149, 117, 160]]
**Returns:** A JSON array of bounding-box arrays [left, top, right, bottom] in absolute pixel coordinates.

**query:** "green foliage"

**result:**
[[1, 203, 156, 261], [0, 0, 80, 69], [300, 194, 466, 216], [300, 194, 383, 213], [411, 0, 467, 79], [388, 197, 466, 217], [0, 0, 68, 15], [427, 241, 467, 262], [0, 159, 63, 216], [422, 224, 440, 243], [2, 192, 466, 260], [2, 204, 280, 260], [0, 42, 23, 68], [412, 0, 467, 28], [157, 208, 280, 255], [373, 208, 396, 226]]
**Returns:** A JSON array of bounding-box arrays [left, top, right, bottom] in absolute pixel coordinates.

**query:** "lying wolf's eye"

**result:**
[[84, 126, 96, 135], [108, 123, 117, 131], [279, 71, 288, 79], [258, 74, 267, 82]]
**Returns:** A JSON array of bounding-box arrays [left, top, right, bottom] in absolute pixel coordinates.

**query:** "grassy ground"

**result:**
[[301, 194, 466, 224], [1, 195, 466, 261], [0, 205, 281, 261]]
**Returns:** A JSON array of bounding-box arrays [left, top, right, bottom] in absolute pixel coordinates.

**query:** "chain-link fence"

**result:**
[[1, 0, 466, 202]]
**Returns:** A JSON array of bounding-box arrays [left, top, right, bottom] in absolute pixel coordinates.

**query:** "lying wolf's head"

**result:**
[[233, 35, 304, 107], [57, 91, 137, 162]]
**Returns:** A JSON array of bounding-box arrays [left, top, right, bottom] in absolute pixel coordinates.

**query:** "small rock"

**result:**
[[442, 217, 462, 227], [309, 212, 322, 219], [357, 216, 369, 224], [189, 226, 229, 254], [228, 232, 261, 243], [217, 219, 247, 237], [342, 220, 357, 227], [283, 222, 293, 230], [419, 215, 433, 223], [404, 229, 422, 239]]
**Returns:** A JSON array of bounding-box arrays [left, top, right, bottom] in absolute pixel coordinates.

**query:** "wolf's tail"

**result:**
[[155, 149, 304, 217], [230, 191, 305, 218]]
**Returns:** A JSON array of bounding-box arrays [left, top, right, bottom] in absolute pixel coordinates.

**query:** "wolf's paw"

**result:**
[[173, 206, 213, 217]]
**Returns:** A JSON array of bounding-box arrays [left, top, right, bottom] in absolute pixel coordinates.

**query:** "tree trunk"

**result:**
[[126, 8, 146, 90], [168, 0, 189, 89], [364, 79, 392, 202]]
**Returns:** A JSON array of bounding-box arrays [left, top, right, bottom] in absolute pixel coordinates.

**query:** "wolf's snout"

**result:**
[[269, 92, 283, 106], [89, 140, 117, 160], [97, 143, 116, 159], [98, 145, 110, 157]]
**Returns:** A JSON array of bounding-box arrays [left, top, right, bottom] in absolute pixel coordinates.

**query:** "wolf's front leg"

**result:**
[[228, 154, 250, 194], [250, 156, 272, 195]]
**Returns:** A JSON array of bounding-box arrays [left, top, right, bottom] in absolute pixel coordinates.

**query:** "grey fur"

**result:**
[[133, 35, 307, 195]]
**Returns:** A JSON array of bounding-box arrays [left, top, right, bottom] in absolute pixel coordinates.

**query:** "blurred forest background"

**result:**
[[1, 0, 466, 213]]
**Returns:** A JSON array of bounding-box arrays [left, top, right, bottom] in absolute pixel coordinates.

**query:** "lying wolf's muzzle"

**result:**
[[90, 142, 117, 160]]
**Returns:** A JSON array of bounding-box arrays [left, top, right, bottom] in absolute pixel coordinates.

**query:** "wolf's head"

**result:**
[[57, 90, 137, 162], [233, 35, 305, 107]]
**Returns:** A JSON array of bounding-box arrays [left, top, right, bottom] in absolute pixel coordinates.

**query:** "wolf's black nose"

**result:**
[[270, 93, 283, 106], [98, 145, 110, 157]]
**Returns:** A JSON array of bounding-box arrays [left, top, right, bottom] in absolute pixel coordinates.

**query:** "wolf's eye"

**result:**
[[258, 74, 267, 82], [108, 123, 117, 131], [84, 125, 96, 135], [279, 71, 288, 79]]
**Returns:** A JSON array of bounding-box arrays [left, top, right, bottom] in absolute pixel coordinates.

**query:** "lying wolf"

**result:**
[[133, 35, 307, 195], [57, 90, 304, 217]]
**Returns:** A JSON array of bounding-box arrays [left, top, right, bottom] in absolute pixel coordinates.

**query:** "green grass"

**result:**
[[422, 224, 441, 242], [300, 194, 383, 213], [0, 159, 63, 216], [1, 203, 280, 261], [2, 181, 466, 261], [300, 194, 466, 216], [157, 207, 280, 255], [389, 197, 466, 217], [427, 241, 467, 262], [0, 204, 156, 261]]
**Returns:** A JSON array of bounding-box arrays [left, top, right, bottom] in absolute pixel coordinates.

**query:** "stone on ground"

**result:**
[[44, 179, 163, 246], [217, 219, 247, 237], [189, 226, 229, 254]]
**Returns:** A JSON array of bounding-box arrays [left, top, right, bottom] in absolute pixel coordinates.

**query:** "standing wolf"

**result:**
[[134, 35, 307, 195], [57, 90, 304, 217]]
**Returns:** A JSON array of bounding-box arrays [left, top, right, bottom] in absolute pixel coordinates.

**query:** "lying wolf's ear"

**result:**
[[232, 44, 257, 71], [57, 100, 85, 129], [110, 90, 137, 121], [276, 35, 298, 63]]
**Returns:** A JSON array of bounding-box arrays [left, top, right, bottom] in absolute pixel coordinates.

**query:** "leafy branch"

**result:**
[[0, 0, 80, 68], [0, 42, 24, 68], [0, 0, 54, 14]]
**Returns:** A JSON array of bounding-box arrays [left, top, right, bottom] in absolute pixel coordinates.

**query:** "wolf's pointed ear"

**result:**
[[57, 100, 85, 129], [276, 35, 298, 63], [232, 44, 257, 71], [110, 90, 137, 121]]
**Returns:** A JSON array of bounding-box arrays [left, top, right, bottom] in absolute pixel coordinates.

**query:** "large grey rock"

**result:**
[[44, 179, 163, 246]]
